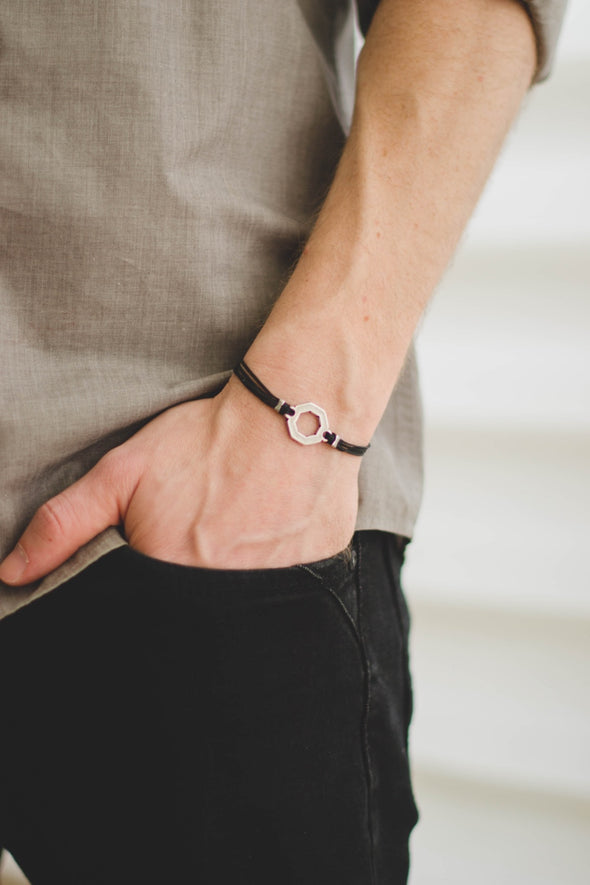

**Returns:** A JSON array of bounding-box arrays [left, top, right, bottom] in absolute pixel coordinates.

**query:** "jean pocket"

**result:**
[[119, 536, 355, 581], [294, 537, 359, 636], [296, 539, 355, 571], [111, 543, 358, 647]]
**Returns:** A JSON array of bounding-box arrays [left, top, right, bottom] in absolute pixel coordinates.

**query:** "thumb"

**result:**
[[0, 452, 133, 586]]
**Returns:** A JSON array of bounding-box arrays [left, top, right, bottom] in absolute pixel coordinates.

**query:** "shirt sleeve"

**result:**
[[355, 0, 569, 84]]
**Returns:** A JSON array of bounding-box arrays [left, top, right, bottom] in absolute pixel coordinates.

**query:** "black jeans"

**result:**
[[0, 531, 418, 884]]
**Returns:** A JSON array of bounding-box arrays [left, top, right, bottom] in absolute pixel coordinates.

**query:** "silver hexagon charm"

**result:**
[[285, 402, 329, 445]]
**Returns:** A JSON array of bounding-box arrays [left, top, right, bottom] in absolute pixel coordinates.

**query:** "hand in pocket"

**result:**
[[0, 377, 360, 584]]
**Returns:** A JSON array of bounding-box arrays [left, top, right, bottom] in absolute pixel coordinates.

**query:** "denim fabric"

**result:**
[[0, 531, 417, 884]]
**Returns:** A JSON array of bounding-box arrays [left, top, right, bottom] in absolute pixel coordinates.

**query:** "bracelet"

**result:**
[[233, 360, 370, 456]]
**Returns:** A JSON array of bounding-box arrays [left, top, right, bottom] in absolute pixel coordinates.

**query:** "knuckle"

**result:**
[[33, 494, 75, 543], [93, 446, 143, 512], [94, 448, 121, 483], [97, 446, 130, 479]]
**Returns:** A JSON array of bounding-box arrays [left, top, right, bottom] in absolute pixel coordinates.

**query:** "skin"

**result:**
[[0, 0, 537, 585]]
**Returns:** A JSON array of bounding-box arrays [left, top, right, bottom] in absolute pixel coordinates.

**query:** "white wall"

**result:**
[[404, 1, 590, 882]]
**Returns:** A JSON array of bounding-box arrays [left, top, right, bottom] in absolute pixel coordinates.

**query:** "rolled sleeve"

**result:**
[[356, 0, 569, 83], [516, 0, 568, 82]]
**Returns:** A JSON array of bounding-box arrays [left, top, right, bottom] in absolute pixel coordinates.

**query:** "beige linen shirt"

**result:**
[[0, 0, 567, 620]]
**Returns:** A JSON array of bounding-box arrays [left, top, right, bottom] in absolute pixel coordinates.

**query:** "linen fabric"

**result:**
[[0, 0, 566, 619], [0, 530, 418, 884]]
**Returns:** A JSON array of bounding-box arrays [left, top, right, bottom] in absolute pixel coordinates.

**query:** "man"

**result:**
[[0, 1, 566, 882]]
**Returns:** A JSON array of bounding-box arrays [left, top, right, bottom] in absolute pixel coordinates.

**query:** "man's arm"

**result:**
[[244, 0, 537, 442], [0, 0, 539, 583]]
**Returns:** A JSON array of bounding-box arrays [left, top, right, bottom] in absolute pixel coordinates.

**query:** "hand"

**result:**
[[0, 377, 360, 585]]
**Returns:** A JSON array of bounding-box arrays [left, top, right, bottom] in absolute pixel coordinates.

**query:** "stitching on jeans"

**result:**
[[297, 564, 362, 654], [299, 541, 377, 885], [356, 537, 378, 885]]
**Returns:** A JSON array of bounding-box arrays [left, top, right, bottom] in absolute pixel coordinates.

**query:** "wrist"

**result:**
[[243, 205, 412, 443], [232, 360, 370, 456], [236, 342, 374, 447], [216, 373, 363, 478]]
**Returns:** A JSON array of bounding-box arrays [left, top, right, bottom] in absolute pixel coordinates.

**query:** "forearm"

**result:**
[[244, 0, 536, 444]]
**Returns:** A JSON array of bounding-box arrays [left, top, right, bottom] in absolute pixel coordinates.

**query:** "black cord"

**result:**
[[233, 360, 370, 456], [233, 360, 294, 416]]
